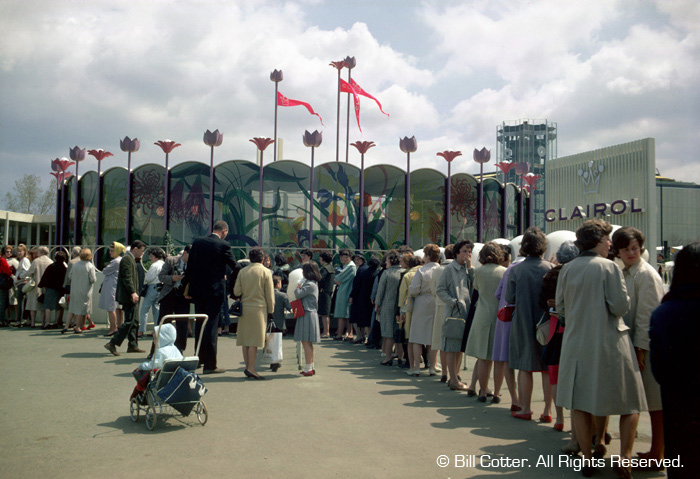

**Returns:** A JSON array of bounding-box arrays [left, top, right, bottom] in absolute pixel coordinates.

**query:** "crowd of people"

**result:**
[[1, 218, 697, 478]]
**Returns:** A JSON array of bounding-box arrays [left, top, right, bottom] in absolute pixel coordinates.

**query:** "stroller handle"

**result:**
[[154, 314, 209, 358]]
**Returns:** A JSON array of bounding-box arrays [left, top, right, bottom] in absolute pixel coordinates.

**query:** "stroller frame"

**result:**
[[129, 314, 209, 430]]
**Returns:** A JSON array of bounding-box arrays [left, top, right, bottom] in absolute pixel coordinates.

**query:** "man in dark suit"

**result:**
[[157, 244, 191, 352], [104, 240, 147, 356], [184, 220, 237, 374]]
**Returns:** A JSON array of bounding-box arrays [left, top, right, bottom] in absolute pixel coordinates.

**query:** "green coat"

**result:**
[[116, 252, 138, 305]]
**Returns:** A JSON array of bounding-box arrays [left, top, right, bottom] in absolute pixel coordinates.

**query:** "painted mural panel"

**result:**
[[364, 165, 405, 250], [410, 168, 445, 247], [102, 167, 127, 247], [262, 160, 311, 249], [80, 171, 98, 246], [215, 160, 259, 253], [131, 164, 165, 245], [449, 173, 477, 244], [483, 178, 502, 241], [506, 183, 518, 239], [169, 162, 210, 246], [313, 162, 361, 250]]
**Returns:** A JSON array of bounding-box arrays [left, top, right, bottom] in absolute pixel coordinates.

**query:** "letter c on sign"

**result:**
[[545, 209, 556, 222]]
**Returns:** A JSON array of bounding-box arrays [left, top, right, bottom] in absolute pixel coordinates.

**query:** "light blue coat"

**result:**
[[333, 262, 356, 319]]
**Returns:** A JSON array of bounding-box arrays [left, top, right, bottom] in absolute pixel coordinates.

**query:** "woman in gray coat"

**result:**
[[293, 263, 321, 376], [506, 227, 553, 421], [65, 248, 96, 333], [373, 250, 402, 365], [98, 242, 125, 335], [557, 220, 646, 476]]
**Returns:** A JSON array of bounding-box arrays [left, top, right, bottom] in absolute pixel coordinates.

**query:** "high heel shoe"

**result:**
[[539, 414, 553, 423], [380, 359, 393, 366], [553, 423, 565, 432]]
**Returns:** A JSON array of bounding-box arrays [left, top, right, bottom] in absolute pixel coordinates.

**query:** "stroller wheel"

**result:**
[[195, 401, 208, 426], [145, 390, 158, 431], [130, 398, 140, 422]]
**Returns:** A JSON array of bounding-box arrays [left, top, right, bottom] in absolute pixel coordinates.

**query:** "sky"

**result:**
[[1, 0, 699, 198]]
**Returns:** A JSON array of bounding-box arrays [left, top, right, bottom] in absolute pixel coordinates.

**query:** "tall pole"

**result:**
[[518, 177, 524, 235], [477, 162, 484, 242], [501, 183, 507, 238], [309, 146, 315, 247], [336, 70, 341, 162], [74, 162, 80, 245], [258, 149, 264, 246], [405, 151, 410, 247], [96, 160, 102, 246], [446, 162, 451, 246], [126, 151, 132, 244], [164, 152, 170, 234], [270, 70, 283, 163], [209, 145, 215, 234], [54, 178, 60, 245], [359, 152, 365, 249], [345, 68, 352, 163]]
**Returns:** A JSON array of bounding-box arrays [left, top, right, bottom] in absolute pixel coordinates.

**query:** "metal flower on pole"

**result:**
[[437, 150, 462, 245], [119, 137, 140, 244], [69, 146, 86, 245], [473, 147, 491, 242], [154, 140, 181, 234], [329, 60, 345, 163], [270, 70, 283, 162], [51, 158, 75, 245], [343, 56, 356, 163], [250, 137, 274, 245], [203, 129, 223, 234], [303, 130, 322, 247], [400, 136, 417, 247], [351, 140, 375, 249], [87, 149, 113, 246]]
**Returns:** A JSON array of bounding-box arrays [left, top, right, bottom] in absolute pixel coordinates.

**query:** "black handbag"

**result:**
[[230, 300, 243, 317], [541, 318, 564, 366]]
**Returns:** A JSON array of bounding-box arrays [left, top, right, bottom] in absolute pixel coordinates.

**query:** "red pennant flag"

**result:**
[[350, 78, 389, 117], [277, 92, 324, 126], [339, 78, 362, 133]]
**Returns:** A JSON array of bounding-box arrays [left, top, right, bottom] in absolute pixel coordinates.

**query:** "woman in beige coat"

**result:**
[[25, 246, 53, 328], [556, 220, 646, 477], [234, 247, 275, 380]]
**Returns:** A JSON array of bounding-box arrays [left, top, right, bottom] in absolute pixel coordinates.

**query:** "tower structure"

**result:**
[[496, 119, 557, 228]]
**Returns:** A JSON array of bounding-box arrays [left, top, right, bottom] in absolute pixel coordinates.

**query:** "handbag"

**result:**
[[22, 279, 36, 293], [442, 303, 465, 340], [290, 299, 305, 319], [230, 300, 243, 317], [536, 313, 551, 346], [541, 318, 564, 366], [497, 305, 514, 322], [156, 366, 207, 416], [0, 274, 12, 291]]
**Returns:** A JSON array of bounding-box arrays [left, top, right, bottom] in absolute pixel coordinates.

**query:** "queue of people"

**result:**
[[2, 218, 696, 478]]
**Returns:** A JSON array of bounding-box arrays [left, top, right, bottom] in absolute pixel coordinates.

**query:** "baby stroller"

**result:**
[[130, 314, 209, 431]]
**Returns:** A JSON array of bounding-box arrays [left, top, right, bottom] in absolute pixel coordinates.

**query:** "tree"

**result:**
[[3, 174, 57, 215]]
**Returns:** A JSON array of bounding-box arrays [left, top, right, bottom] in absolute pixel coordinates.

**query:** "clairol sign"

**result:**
[[545, 199, 644, 223], [545, 160, 644, 223]]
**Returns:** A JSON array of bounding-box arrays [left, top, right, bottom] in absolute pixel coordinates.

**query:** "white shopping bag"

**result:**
[[263, 332, 283, 363]]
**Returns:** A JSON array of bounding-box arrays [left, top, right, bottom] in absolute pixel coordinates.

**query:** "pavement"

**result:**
[[0, 325, 663, 479]]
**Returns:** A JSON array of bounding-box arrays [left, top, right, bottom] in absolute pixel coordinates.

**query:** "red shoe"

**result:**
[[512, 411, 532, 420], [554, 423, 564, 432], [539, 414, 553, 423], [80, 327, 88, 331], [87, 323, 96, 330], [300, 370, 315, 377]]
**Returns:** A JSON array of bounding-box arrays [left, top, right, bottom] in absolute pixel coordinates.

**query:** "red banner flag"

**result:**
[[339, 78, 362, 133], [350, 78, 389, 117], [277, 92, 324, 126]]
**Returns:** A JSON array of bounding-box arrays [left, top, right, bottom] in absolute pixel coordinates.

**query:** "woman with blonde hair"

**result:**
[[99, 241, 125, 336], [25, 246, 52, 328], [64, 248, 96, 334]]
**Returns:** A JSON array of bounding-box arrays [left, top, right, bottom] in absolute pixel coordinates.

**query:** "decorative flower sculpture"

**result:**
[[250, 137, 274, 151], [523, 173, 541, 189], [203, 129, 223, 147], [303, 130, 323, 148], [69, 146, 86, 162], [514, 162, 530, 176], [437, 150, 462, 163], [400, 136, 417, 154], [51, 157, 75, 173], [270, 69, 283, 83], [154, 140, 181, 154], [350, 141, 375, 155], [88, 148, 114, 162], [494, 161, 515, 175], [329, 60, 345, 71], [120, 136, 140, 153], [473, 147, 491, 164], [343, 56, 356, 69]]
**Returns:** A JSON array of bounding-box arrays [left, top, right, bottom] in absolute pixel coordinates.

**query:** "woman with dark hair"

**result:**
[[613, 227, 665, 466], [408, 244, 441, 376], [234, 247, 275, 380], [294, 262, 322, 376], [538, 241, 579, 444], [506, 227, 553, 421], [650, 242, 700, 479], [374, 250, 403, 365], [466, 242, 506, 402], [556, 220, 645, 477], [333, 249, 357, 341], [318, 251, 335, 338], [37, 250, 67, 329]]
